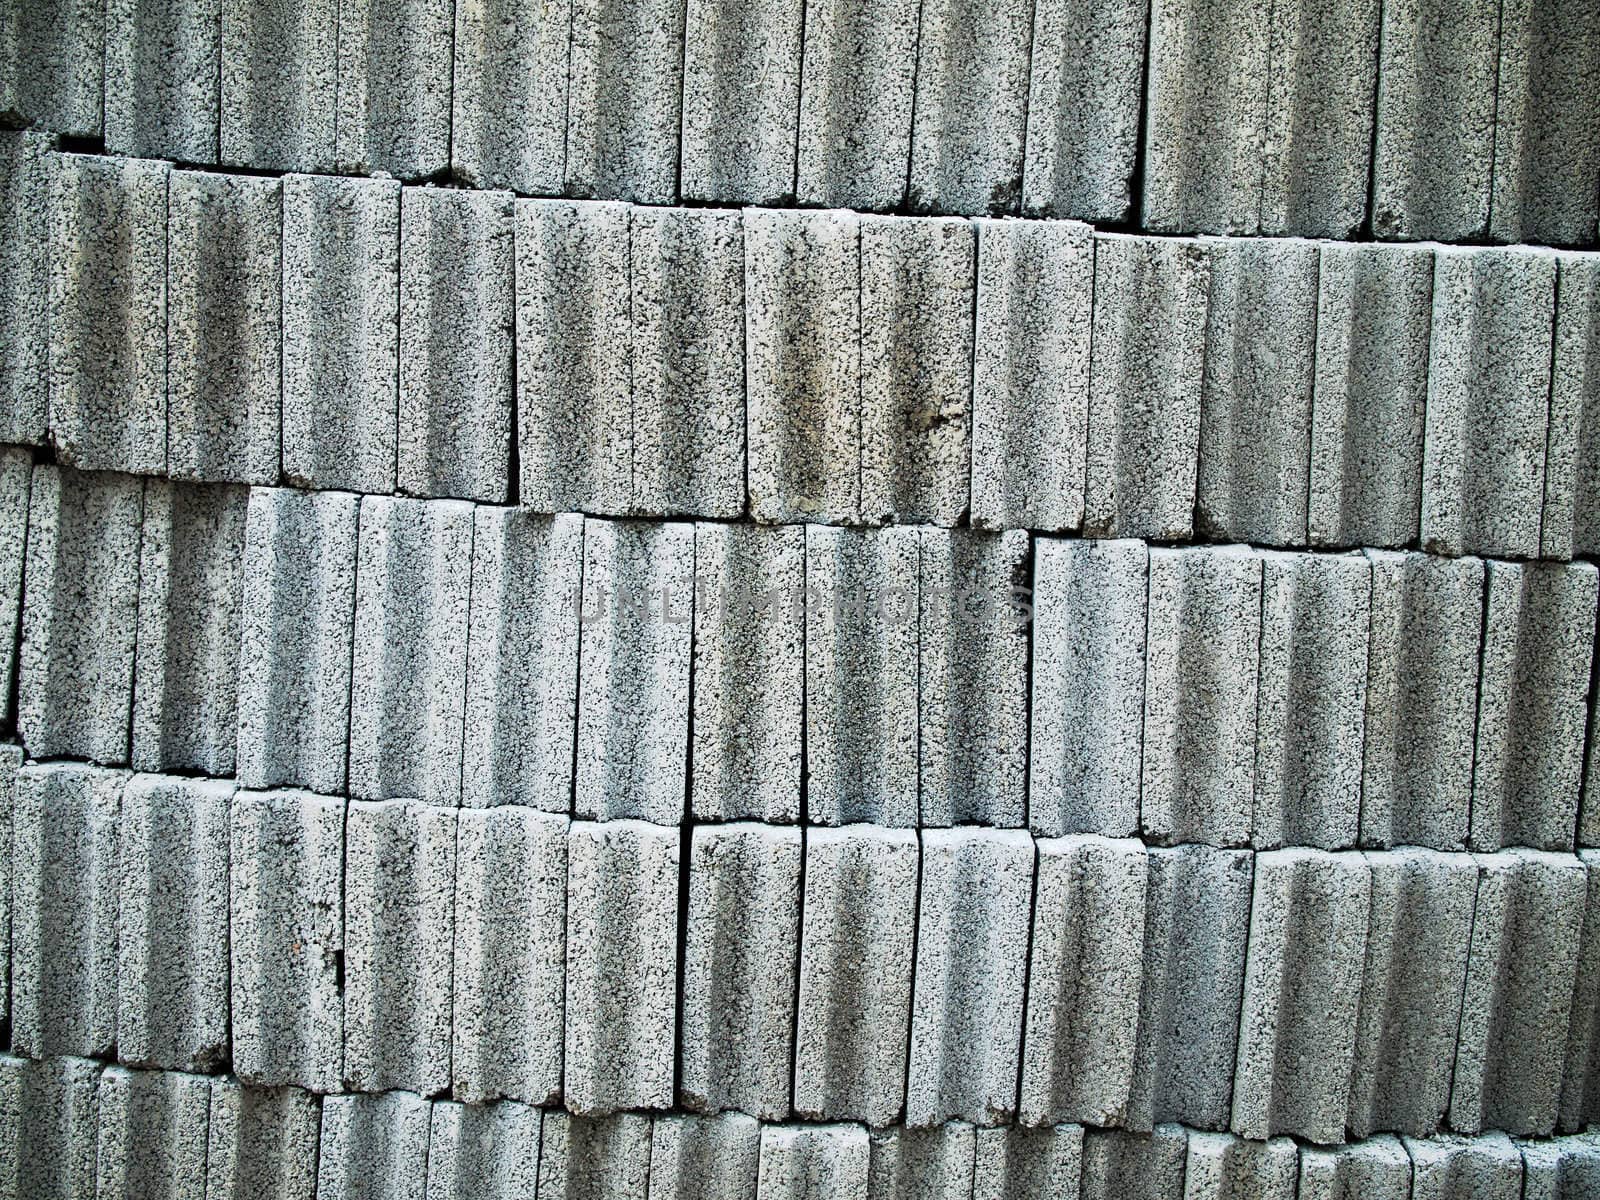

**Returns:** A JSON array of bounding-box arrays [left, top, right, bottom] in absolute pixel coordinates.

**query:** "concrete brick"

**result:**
[[105, 0, 220, 161], [1521, 1132, 1600, 1200], [235, 488, 359, 794], [343, 799, 456, 1095], [649, 1112, 763, 1200], [537, 1111, 652, 1200], [133, 480, 249, 776], [1298, 1135, 1412, 1200], [0, 745, 17, 1030], [0, 0, 102, 135], [449, 0, 569, 193], [452, 807, 567, 1104], [869, 1122, 976, 1199], [1423, 247, 1557, 559], [316, 1091, 431, 1200], [1028, 537, 1146, 838], [969, 218, 1092, 532], [229, 788, 345, 1093], [1588, 716, 1600, 850], [1232, 849, 1371, 1143], [1084, 234, 1208, 540], [0, 1054, 102, 1200], [805, 526, 918, 826], [630, 206, 746, 518], [10, 763, 124, 1059], [205, 1080, 321, 1200], [1561, 851, 1600, 1131], [1544, 252, 1600, 560], [794, 825, 919, 1127], [682, 823, 802, 1120], [1405, 1132, 1522, 1200], [1473, 560, 1598, 850], [758, 1124, 870, 1200], [95, 1066, 211, 1200], [1196, 238, 1318, 545], [1021, 835, 1146, 1127], [1361, 551, 1484, 850], [795, 0, 917, 209], [0, 131, 51, 444], [971, 1124, 1081, 1200], [461, 508, 583, 810], [117, 774, 232, 1073], [1141, 545, 1262, 847], [399, 187, 514, 503], [1081, 1125, 1187, 1200], [48, 153, 168, 475], [0, 451, 30, 727], [425, 1099, 541, 1200], [565, 819, 680, 1113], [1350, 848, 1478, 1138], [334, 0, 451, 177], [166, 172, 281, 485], [745, 208, 861, 524], [1309, 242, 1433, 549], [220, 0, 337, 171], [1184, 1132, 1297, 1200], [859, 216, 974, 525]]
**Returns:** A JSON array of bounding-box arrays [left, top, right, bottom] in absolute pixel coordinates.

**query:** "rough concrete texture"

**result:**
[[48, 153, 168, 475], [334, 0, 451, 177], [1521, 1132, 1600, 1200], [94, 1065, 211, 1200], [1473, 560, 1598, 850], [117, 774, 233, 1073], [219, 0, 337, 171], [1588, 714, 1600, 849], [795, 0, 918, 210], [1561, 852, 1600, 1132], [0, 0, 104, 135], [166, 171, 281, 485], [1544, 253, 1600, 560], [1197, 238, 1318, 545], [868, 1121, 977, 1199], [316, 1090, 431, 1200], [205, 1079, 321, 1200], [0, 451, 31, 727], [537, 1111, 652, 1200], [1084, 234, 1208, 540], [348, 496, 473, 806], [1081, 1125, 1187, 1200], [235, 488, 359, 794], [0, 131, 52, 445], [515, 199, 632, 515], [1029, 537, 1146, 838], [1309, 242, 1433, 549], [281, 173, 400, 495], [970, 217, 1093, 532], [1350, 848, 1478, 1139], [399, 187, 514, 503], [229, 788, 345, 1093], [1452, 849, 1588, 1137], [575, 518, 692, 823], [565, 819, 680, 1114], [1021, 835, 1147, 1127], [1298, 1135, 1412, 1200], [1140, 545, 1262, 847], [1423, 246, 1557, 559], [805, 525, 919, 826], [630, 206, 747, 518], [757, 1123, 870, 1200], [425, 1099, 541, 1200], [20, 465, 143, 764], [680, 0, 802, 204], [0, 1054, 103, 1200], [449, 0, 569, 193], [794, 825, 918, 1127], [972, 1123, 1083, 1200], [745, 208, 862, 524], [133, 480, 249, 776], [1360, 551, 1484, 850], [0, 746, 17, 1029], [461, 508, 583, 811], [343, 799, 457, 1096], [649, 1112, 763, 1200], [10, 763, 124, 1059], [452, 807, 567, 1105], [1185, 1131, 1298, 1200], [1404, 1132, 1523, 1200], [105, 0, 219, 161], [1371, 0, 1497, 240]]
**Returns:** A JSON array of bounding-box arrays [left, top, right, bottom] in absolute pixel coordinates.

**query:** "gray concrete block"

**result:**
[[1521, 1132, 1600, 1200], [969, 217, 1092, 532], [452, 806, 567, 1104], [0, 0, 102, 135], [805, 525, 918, 826], [205, 1079, 321, 1200], [869, 1122, 976, 1200], [220, 0, 337, 170], [229, 787, 345, 1093], [1196, 238, 1318, 545], [537, 1111, 653, 1200], [0, 745, 17, 1030], [117, 774, 233, 1073], [649, 1112, 762, 1200], [1560, 851, 1600, 1132], [462, 507, 583, 810], [630, 206, 746, 518], [794, 825, 919, 1127], [795, 0, 917, 209], [1028, 537, 1146, 838], [1588, 715, 1600, 850], [235, 488, 359, 794], [1084, 234, 1208, 540], [859, 216, 974, 525], [971, 1124, 1081, 1200], [1350, 848, 1478, 1139], [166, 171, 281, 485], [10, 762, 124, 1059], [1452, 849, 1589, 1136], [1423, 246, 1557, 559], [1544, 252, 1600, 561], [133, 480, 249, 776], [449, 0, 569, 193], [1184, 1132, 1297, 1200], [0, 1054, 102, 1200], [316, 1091, 431, 1200], [1021, 835, 1147, 1128], [1404, 1132, 1522, 1200], [1081, 1125, 1187, 1200], [565, 818, 680, 1113], [745, 208, 861, 524], [399, 187, 514, 503], [1309, 242, 1433, 550], [95, 1066, 211, 1200], [758, 1124, 870, 1200], [1141, 545, 1262, 847], [0, 451, 30, 727], [425, 1099, 541, 1200], [1298, 1135, 1412, 1200], [48, 153, 168, 475], [334, 0, 451, 177], [0, 131, 51, 445], [343, 799, 456, 1095], [105, 0, 220, 161], [682, 823, 802, 1119], [348, 496, 473, 806], [1473, 560, 1598, 850]]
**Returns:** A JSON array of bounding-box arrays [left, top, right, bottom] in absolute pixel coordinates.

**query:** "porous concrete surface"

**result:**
[[536, 1110, 653, 1200], [205, 1078, 321, 1200], [1520, 1132, 1600, 1200], [448, 0, 568, 193], [94, 1064, 211, 1200], [1185, 1130, 1298, 1200], [219, 0, 338, 172], [0, 450, 31, 727], [1561, 851, 1600, 1132], [0, 1054, 104, 1200], [1403, 1131, 1523, 1200], [0, 746, 17, 1030], [648, 1111, 762, 1200], [0, 0, 104, 136], [105, 0, 220, 162], [316, 1090, 431, 1200], [973, 1123, 1083, 1200], [1298, 1134, 1413, 1200], [333, 0, 451, 178], [1544, 252, 1600, 560], [1081, 1124, 1187, 1200], [757, 1122, 870, 1200], [868, 1121, 976, 1199], [0, 131, 52, 446], [425, 1098, 541, 1200]]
